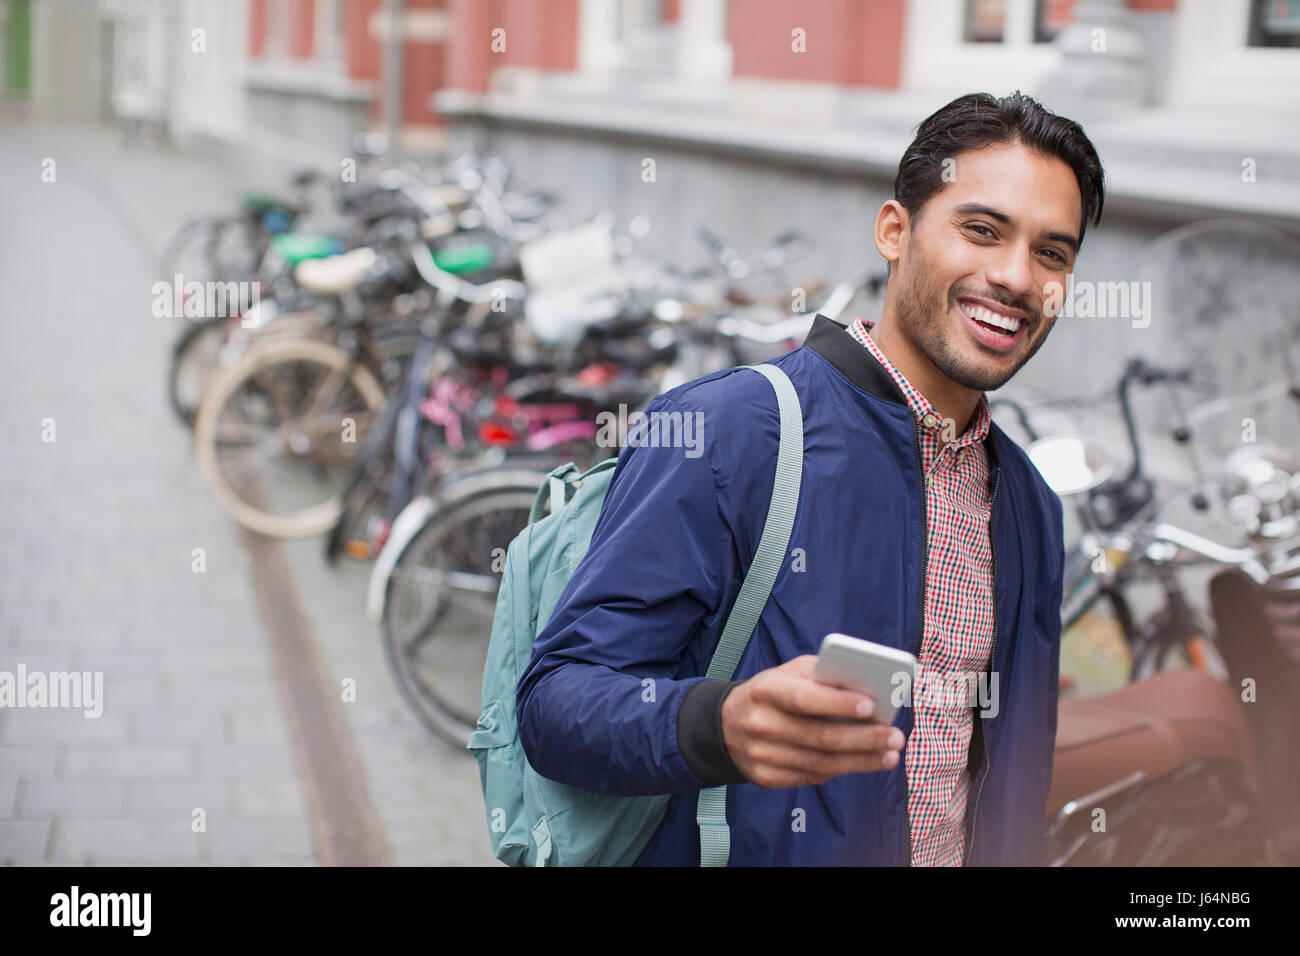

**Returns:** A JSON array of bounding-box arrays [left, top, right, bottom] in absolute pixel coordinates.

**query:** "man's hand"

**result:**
[[721, 655, 906, 789]]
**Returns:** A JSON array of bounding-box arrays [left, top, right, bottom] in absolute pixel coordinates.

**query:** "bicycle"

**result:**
[[369, 289, 871, 746], [191, 237, 441, 537]]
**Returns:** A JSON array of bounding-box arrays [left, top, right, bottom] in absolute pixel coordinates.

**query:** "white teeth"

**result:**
[[962, 302, 1021, 333]]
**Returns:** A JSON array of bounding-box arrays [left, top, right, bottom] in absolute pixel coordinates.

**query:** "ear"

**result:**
[[875, 200, 908, 274]]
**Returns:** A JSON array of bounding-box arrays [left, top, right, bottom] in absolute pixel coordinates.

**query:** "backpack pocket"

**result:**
[[468, 698, 534, 866]]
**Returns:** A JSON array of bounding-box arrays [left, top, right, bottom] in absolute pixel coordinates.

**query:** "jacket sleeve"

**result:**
[[516, 394, 748, 796]]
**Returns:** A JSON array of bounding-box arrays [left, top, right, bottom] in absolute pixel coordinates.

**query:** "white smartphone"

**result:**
[[811, 633, 918, 726]]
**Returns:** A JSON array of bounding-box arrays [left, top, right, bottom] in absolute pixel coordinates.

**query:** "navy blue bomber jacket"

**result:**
[[517, 314, 1066, 866]]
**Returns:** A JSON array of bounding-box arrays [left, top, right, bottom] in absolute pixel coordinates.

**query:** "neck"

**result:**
[[868, 317, 981, 443]]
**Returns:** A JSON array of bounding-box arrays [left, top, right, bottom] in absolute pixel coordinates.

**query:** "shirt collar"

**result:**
[[846, 317, 991, 448]]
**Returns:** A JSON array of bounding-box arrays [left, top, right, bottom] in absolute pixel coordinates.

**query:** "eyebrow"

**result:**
[[951, 202, 1081, 253]]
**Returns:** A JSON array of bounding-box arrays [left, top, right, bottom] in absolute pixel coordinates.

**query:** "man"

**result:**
[[517, 91, 1104, 866]]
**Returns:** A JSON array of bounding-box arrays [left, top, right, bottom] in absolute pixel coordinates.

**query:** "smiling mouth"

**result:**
[[959, 299, 1024, 337]]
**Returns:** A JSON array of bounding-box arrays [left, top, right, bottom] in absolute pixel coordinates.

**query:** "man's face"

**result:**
[[888, 141, 1083, 392]]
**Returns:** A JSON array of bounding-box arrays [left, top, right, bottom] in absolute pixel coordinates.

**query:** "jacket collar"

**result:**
[[803, 314, 908, 406], [802, 313, 1004, 475]]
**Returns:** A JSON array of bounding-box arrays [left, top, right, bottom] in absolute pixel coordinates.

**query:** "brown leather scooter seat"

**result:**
[[1047, 668, 1256, 816]]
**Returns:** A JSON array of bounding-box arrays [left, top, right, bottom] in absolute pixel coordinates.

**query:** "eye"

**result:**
[[966, 223, 995, 238], [1040, 248, 1068, 264]]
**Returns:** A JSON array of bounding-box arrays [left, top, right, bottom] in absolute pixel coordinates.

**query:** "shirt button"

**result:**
[[922, 413, 938, 428]]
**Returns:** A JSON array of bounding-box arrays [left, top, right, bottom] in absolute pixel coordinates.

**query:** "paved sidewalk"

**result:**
[[0, 121, 495, 866], [282, 538, 497, 866]]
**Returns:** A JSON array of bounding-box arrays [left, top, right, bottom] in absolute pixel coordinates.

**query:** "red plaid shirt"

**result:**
[[846, 318, 994, 867]]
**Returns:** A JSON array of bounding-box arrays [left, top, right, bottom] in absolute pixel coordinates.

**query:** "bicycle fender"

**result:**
[[366, 468, 556, 625], [366, 494, 436, 625]]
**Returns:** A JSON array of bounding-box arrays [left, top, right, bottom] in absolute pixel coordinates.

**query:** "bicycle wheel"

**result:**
[[1134, 219, 1300, 461], [324, 382, 406, 564], [193, 337, 386, 537], [325, 455, 394, 562], [1129, 636, 1166, 683], [160, 217, 219, 280], [167, 315, 229, 428], [381, 482, 540, 746], [160, 215, 263, 281]]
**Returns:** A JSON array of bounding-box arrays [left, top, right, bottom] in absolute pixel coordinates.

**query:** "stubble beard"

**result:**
[[892, 259, 1048, 393]]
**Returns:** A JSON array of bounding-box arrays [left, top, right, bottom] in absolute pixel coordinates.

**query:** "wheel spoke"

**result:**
[[393, 565, 499, 594], [250, 365, 303, 422], [195, 343, 385, 535], [214, 419, 280, 447], [302, 362, 350, 419], [380, 491, 540, 743]]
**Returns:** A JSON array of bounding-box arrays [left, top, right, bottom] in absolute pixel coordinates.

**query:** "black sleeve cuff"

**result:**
[[678, 678, 748, 786]]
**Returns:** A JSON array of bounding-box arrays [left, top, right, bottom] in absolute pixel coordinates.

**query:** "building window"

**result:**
[[964, 0, 1006, 42], [578, 0, 728, 84], [618, 0, 663, 33], [264, 0, 288, 59], [617, 0, 676, 72], [1248, 0, 1300, 48], [1033, 0, 1075, 43], [315, 0, 345, 67], [964, 0, 1075, 44]]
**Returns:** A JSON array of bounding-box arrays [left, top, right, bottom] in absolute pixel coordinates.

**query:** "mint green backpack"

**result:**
[[468, 364, 804, 867]]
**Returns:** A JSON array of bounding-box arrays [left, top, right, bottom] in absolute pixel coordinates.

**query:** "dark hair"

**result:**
[[892, 91, 1105, 250]]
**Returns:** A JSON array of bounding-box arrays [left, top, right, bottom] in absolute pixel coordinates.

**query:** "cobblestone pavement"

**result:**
[[0, 121, 496, 865]]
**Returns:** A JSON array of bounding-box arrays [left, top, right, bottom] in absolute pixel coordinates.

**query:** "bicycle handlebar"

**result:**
[[698, 226, 813, 280], [1116, 358, 1193, 484], [407, 239, 527, 304], [714, 313, 815, 344], [988, 398, 1040, 443], [1147, 522, 1271, 584]]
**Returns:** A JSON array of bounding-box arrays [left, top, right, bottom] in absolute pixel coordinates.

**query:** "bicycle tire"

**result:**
[[193, 337, 386, 538], [380, 482, 541, 747], [167, 315, 229, 428], [159, 216, 220, 279], [324, 456, 392, 563], [160, 215, 261, 281], [324, 385, 406, 563]]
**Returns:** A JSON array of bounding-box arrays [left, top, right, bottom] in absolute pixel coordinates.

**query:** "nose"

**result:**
[[983, 241, 1036, 307]]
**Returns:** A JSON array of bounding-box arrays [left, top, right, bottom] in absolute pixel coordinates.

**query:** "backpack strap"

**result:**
[[527, 460, 613, 526], [696, 363, 804, 867]]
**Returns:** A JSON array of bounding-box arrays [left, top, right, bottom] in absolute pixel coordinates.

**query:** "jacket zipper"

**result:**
[[903, 414, 929, 867], [963, 464, 1001, 866]]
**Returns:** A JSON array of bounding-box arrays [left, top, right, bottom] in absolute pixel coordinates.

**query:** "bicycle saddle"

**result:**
[[295, 247, 378, 295], [1047, 667, 1255, 816]]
